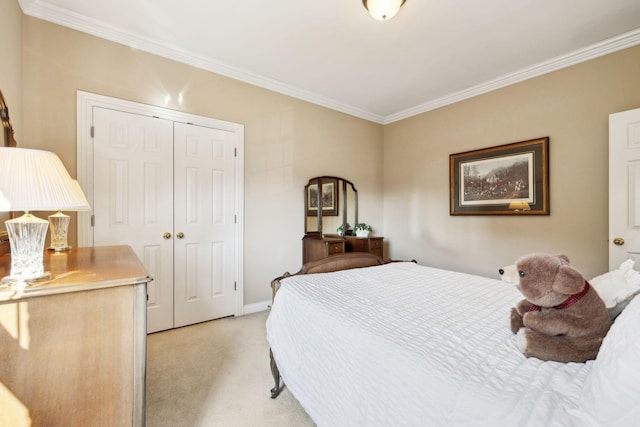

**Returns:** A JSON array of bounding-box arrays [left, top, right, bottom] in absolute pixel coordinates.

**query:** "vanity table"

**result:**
[[302, 176, 384, 263], [345, 235, 383, 258], [0, 245, 150, 427], [302, 234, 345, 263], [302, 235, 384, 263]]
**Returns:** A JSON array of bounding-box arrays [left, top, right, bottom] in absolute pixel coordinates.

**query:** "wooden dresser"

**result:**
[[302, 234, 384, 264], [302, 235, 345, 264], [0, 245, 150, 427], [301, 176, 385, 264], [0, 231, 9, 256]]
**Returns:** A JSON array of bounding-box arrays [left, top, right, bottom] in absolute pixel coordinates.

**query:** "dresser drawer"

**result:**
[[302, 236, 346, 264], [369, 239, 383, 250], [343, 236, 384, 258], [327, 242, 344, 255]]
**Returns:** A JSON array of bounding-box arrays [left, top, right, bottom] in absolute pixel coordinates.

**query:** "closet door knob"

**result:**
[[177, 232, 184, 239], [163, 232, 172, 240], [613, 237, 625, 246]]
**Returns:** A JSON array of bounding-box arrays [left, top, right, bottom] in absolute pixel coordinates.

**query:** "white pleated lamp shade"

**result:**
[[68, 179, 91, 212], [0, 147, 90, 212]]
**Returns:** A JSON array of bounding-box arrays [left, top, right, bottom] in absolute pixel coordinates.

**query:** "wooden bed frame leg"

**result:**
[[270, 348, 283, 398]]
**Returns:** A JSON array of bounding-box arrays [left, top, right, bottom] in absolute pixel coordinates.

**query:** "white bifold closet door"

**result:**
[[92, 107, 236, 333]]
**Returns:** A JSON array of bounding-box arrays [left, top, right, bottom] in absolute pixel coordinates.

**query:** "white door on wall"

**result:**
[[92, 107, 238, 333], [93, 107, 175, 333], [173, 122, 237, 327], [609, 107, 640, 269]]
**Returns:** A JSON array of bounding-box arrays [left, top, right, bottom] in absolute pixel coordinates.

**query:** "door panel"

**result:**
[[609, 107, 640, 269], [93, 107, 175, 333], [173, 123, 237, 327], [92, 108, 238, 332]]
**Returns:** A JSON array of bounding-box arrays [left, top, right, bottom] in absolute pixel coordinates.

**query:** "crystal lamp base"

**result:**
[[48, 210, 72, 252], [1, 212, 51, 285]]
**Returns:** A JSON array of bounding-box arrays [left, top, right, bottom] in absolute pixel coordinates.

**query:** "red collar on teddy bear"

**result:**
[[527, 281, 592, 312]]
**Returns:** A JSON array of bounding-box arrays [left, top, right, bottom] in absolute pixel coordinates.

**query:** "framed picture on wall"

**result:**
[[306, 178, 339, 216], [449, 137, 549, 215]]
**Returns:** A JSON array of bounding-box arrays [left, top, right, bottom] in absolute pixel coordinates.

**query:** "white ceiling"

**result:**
[[18, 0, 640, 124]]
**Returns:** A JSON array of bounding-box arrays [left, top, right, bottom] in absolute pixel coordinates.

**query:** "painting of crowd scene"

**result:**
[[460, 153, 532, 205]]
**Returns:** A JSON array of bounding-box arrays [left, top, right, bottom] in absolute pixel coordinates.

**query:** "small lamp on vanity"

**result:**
[[508, 201, 531, 212], [0, 147, 89, 285]]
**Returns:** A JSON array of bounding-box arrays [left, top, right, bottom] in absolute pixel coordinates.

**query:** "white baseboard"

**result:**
[[242, 300, 271, 315]]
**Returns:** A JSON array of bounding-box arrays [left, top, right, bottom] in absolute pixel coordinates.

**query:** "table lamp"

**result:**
[[0, 147, 89, 284], [508, 201, 531, 212], [48, 180, 91, 252]]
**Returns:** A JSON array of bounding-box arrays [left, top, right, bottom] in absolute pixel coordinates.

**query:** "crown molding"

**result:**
[[18, 0, 386, 124], [384, 28, 640, 124], [19, 1, 640, 125]]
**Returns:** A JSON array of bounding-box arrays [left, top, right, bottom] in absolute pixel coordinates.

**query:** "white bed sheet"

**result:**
[[266, 262, 592, 427]]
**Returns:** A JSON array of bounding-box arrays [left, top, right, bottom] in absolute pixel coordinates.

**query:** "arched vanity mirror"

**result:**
[[302, 176, 383, 264], [304, 176, 358, 236]]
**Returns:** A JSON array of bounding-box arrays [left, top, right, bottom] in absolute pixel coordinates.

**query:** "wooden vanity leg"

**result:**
[[270, 348, 282, 398]]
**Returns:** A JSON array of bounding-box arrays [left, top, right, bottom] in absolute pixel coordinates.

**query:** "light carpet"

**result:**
[[146, 310, 315, 427]]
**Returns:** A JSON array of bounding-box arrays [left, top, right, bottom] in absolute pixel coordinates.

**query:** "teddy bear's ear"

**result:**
[[552, 264, 585, 295], [556, 254, 570, 264]]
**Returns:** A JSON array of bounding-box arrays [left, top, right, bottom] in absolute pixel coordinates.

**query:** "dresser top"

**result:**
[[0, 245, 150, 302]]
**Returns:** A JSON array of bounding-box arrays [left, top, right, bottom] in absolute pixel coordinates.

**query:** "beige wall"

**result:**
[[21, 16, 384, 305], [0, 0, 23, 234], [0, 0, 22, 136], [12, 7, 640, 303], [384, 45, 640, 280]]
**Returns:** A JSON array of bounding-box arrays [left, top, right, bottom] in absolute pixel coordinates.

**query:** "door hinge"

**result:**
[[234, 147, 237, 157], [234, 281, 237, 291], [91, 214, 95, 227], [90, 126, 94, 138], [234, 214, 237, 224]]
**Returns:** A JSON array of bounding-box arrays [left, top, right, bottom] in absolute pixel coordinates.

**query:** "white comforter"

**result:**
[[266, 262, 592, 427]]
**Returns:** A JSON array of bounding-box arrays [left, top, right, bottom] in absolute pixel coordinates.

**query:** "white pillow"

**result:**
[[578, 294, 640, 426], [590, 259, 640, 318]]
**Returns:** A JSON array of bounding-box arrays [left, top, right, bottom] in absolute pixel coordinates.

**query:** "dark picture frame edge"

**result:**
[[1, 89, 17, 148], [0, 89, 17, 248]]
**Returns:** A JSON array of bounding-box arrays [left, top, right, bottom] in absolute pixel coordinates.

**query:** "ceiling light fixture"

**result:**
[[362, 0, 406, 21]]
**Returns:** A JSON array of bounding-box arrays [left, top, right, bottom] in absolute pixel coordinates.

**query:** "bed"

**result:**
[[266, 253, 640, 426]]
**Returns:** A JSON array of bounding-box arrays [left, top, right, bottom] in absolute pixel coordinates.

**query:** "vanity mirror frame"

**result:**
[[304, 176, 358, 237]]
